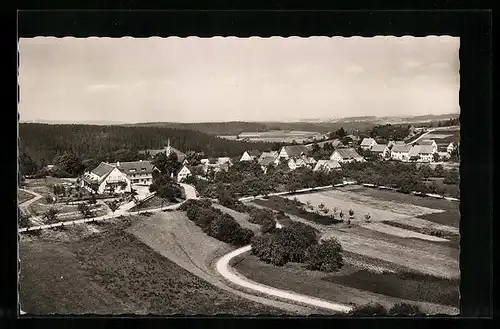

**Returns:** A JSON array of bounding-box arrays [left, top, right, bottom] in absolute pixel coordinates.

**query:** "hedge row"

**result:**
[[179, 199, 254, 246]]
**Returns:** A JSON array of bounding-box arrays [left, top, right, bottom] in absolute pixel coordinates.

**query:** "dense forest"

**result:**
[[18, 123, 283, 170]]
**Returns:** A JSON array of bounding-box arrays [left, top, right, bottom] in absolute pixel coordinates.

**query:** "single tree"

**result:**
[[318, 203, 325, 210], [339, 211, 344, 220], [349, 208, 355, 218], [45, 195, 54, 204], [364, 213, 371, 221], [43, 207, 59, 223], [108, 200, 120, 215], [77, 203, 92, 218]]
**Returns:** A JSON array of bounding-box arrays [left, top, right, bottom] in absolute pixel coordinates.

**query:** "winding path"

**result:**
[[215, 245, 353, 314]]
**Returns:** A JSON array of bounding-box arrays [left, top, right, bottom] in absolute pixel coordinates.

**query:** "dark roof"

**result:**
[[113, 161, 155, 175], [91, 162, 115, 178], [314, 160, 341, 170], [334, 148, 362, 159], [247, 150, 262, 157], [283, 145, 309, 157]]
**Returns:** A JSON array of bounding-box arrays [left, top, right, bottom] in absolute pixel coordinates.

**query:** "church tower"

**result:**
[[166, 138, 171, 157]]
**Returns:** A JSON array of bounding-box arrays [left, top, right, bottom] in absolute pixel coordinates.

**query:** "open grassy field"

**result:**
[[424, 127, 460, 152], [18, 189, 35, 204], [232, 252, 458, 314], [19, 217, 286, 315], [340, 185, 460, 228], [127, 211, 313, 314]]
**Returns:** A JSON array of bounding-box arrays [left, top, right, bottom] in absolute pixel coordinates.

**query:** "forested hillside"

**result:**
[[18, 123, 282, 168]]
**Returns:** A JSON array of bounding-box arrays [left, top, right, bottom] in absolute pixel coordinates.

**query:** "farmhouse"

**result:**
[[330, 148, 364, 163], [111, 160, 158, 185], [438, 151, 451, 161], [139, 139, 187, 164], [81, 162, 132, 195], [279, 145, 309, 160], [388, 140, 406, 148], [313, 160, 341, 172], [417, 139, 438, 153], [258, 151, 279, 161], [360, 138, 377, 150], [240, 150, 262, 162], [176, 165, 192, 182], [370, 144, 390, 158], [259, 156, 280, 174], [408, 145, 436, 162], [390, 145, 412, 162]]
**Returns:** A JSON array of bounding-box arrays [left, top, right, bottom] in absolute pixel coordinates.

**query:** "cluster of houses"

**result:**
[[359, 137, 457, 163], [81, 135, 458, 196]]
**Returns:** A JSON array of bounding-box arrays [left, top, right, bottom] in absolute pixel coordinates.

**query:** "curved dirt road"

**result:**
[[216, 245, 353, 314], [19, 189, 43, 210]]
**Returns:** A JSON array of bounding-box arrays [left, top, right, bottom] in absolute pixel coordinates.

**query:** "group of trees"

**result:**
[[341, 161, 459, 197], [179, 199, 254, 246], [369, 124, 410, 142], [149, 172, 184, 202], [251, 220, 344, 272], [18, 123, 283, 172]]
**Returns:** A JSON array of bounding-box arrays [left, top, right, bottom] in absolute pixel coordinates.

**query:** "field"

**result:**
[[19, 216, 288, 315], [236, 130, 324, 143], [18, 190, 35, 204], [424, 127, 460, 152], [232, 253, 458, 314], [236, 185, 459, 313]]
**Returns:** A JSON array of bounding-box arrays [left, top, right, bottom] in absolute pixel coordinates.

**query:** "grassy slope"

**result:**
[[232, 253, 458, 314], [18, 190, 35, 204], [19, 223, 282, 315]]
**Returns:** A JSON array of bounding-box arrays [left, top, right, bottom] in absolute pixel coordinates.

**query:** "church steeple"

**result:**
[[166, 138, 171, 156]]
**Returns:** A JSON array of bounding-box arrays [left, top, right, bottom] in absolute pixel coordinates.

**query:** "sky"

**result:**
[[18, 36, 460, 123]]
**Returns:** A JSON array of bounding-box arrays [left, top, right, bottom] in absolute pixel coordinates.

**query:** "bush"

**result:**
[[388, 303, 424, 316], [305, 238, 344, 272], [208, 215, 254, 246], [348, 303, 388, 316], [250, 234, 289, 266]]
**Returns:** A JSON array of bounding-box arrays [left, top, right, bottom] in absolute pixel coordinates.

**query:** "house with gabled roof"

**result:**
[[110, 160, 158, 185], [330, 148, 364, 163], [390, 145, 413, 162], [278, 145, 309, 160], [370, 144, 390, 158], [313, 160, 341, 172], [388, 140, 406, 148], [176, 165, 192, 183], [81, 162, 132, 195], [360, 138, 377, 150], [331, 139, 344, 149], [258, 155, 280, 174], [258, 151, 279, 161], [417, 139, 438, 153], [240, 150, 262, 162], [408, 145, 436, 162], [447, 142, 456, 154]]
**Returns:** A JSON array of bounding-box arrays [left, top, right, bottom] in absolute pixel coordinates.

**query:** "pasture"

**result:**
[[237, 130, 324, 143], [235, 185, 459, 313]]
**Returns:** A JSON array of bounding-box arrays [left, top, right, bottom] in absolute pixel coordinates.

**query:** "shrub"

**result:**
[[77, 203, 92, 218], [348, 303, 388, 316], [250, 234, 289, 266], [208, 215, 254, 246], [305, 238, 344, 272], [43, 207, 59, 223]]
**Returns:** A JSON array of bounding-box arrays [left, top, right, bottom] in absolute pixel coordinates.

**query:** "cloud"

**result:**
[[86, 83, 121, 92], [401, 59, 422, 70]]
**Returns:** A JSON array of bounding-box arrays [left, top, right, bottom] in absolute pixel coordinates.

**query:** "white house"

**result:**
[[417, 139, 438, 153], [279, 145, 309, 160], [313, 160, 341, 172], [240, 150, 262, 162], [447, 142, 456, 154], [330, 148, 364, 163], [408, 145, 436, 162], [287, 157, 309, 171], [176, 165, 192, 182], [370, 144, 390, 158], [111, 160, 158, 185], [390, 145, 413, 162], [360, 138, 377, 150], [81, 162, 132, 195], [438, 151, 451, 161]]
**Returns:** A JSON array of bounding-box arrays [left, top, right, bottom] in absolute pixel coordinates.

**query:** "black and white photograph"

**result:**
[[18, 36, 461, 316]]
